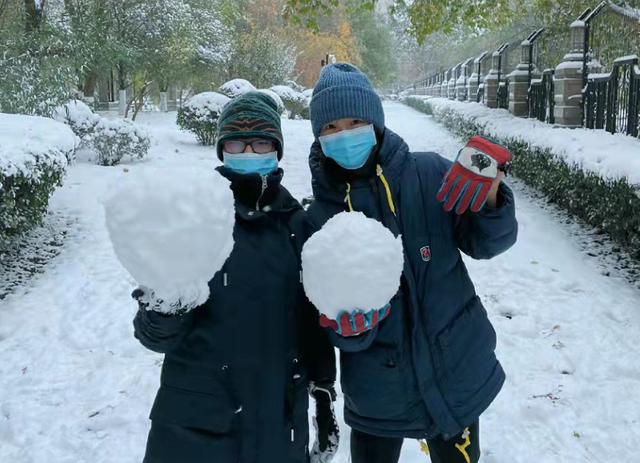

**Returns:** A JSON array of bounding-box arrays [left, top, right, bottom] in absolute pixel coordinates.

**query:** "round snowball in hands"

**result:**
[[302, 212, 404, 320], [105, 167, 235, 314]]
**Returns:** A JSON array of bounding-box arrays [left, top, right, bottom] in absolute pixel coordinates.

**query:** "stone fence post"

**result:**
[[509, 39, 542, 117], [554, 20, 587, 127], [484, 51, 503, 108]]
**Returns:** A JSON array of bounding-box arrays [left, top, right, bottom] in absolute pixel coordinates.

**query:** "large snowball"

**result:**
[[302, 212, 404, 319], [105, 167, 235, 313]]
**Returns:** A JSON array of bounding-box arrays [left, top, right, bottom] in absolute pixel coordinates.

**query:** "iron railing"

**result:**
[[584, 55, 640, 137], [528, 69, 556, 123]]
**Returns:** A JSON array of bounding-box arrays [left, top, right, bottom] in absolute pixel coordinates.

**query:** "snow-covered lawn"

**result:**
[[1, 103, 639, 463]]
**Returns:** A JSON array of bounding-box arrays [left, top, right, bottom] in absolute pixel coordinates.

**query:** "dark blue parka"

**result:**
[[134, 168, 336, 463], [307, 128, 517, 441]]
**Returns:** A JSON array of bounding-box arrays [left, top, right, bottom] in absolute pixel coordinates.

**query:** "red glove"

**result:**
[[436, 136, 511, 214], [319, 305, 391, 337]]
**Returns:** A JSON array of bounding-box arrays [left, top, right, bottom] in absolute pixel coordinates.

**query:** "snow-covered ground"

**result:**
[[1, 102, 639, 463]]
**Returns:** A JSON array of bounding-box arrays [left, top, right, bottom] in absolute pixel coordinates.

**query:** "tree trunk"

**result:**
[[160, 92, 168, 112], [119, 89, 127, 116], [24, 0, 45, 33]]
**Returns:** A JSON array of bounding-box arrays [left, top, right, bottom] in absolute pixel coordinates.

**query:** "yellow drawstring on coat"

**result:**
[[344, 165, 396, 216], [419, 439, 430, 455], [345, 183, 354, 212], [376, 164, 396, 217]]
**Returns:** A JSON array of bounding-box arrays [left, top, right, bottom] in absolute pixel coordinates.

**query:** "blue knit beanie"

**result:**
[[310, 63, 385, 139]]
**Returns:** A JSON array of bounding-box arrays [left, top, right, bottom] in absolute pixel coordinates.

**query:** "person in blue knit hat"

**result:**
[[306, 63, 518, 463]]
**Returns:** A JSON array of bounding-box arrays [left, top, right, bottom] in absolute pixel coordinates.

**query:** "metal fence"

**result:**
[[584, 56, 640, 137], [528, 69, 555, 123]]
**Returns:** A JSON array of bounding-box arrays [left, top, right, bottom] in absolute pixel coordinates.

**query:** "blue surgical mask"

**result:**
[[318, 124, 377, 170], [223, 151, 279, 176]]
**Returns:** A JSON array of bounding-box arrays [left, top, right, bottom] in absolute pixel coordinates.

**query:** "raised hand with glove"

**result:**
[[319, 303, 391, 337], [310, 382, 340, 463], [437, 136, 512, 214]]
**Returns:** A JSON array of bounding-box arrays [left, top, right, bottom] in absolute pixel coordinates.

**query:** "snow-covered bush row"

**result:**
[[177, 92, 230, 146], [404, 96, 640, 258], [92, 118, 151, 167], [270, 85, 309, 120], [218, 79, 257, 98], [0, 114, 77, 249], [256, 89, 285, 115], [52, 100, 101, 143], [50, 100, 150, 166]]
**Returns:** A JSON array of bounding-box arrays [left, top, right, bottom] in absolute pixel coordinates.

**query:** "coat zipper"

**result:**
[[256, 175, 268, 210]]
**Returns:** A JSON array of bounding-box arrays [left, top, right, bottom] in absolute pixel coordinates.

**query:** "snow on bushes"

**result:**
[[218, 79, 257, 98], [404, 96, 640, 259], [92, 118, 151, 167], [52, 100, 101, 143], [302, 212, 404, 318], [0, 114, 77, 249], [105, 167, 235, 313], [256, 89, 285, 115], [177, 92, 230, 146], [270, 85, 309, 119]]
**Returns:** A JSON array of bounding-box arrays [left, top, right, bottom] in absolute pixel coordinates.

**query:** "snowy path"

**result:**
[[1, 102, 639, 463]]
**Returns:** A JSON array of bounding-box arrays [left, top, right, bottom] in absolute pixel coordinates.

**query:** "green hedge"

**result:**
[[1, 163, 67, 252], [404, 97, 640, 260]]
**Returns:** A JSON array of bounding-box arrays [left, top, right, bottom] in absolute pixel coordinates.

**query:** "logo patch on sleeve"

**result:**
[[420, 246, 431, 262]]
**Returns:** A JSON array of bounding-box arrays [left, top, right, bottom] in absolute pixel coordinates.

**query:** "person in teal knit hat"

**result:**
[[132, 92, 339, 463], [306, 63, 518, 463]]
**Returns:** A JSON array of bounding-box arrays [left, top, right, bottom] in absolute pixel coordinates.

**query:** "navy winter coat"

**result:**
[[307, 128, 518, 441], [134, 168, 336, 463]]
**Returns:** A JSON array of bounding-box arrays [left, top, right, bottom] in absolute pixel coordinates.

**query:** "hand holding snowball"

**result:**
[[302, 212, 404, 337], [105, 167, 236, 314]]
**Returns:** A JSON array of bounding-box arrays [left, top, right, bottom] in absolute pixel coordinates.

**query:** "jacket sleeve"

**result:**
[[301, 298, 337, 385], [422, 152, 518, 260], [453, 182, 518, 260], [133, 308, 195, 354], [325, 325, 379, 352]]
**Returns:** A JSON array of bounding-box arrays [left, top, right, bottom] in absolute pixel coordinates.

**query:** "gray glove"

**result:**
[[310, 383, 340, 463], [132, 286, 198, 315]]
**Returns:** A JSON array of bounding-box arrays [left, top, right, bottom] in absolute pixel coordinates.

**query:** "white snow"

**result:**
[[52, 100, 101, 135], [571, 20, 585, 27], [1, 103, 640, 463], [614, 54, 639, 63], [555, 60, 584, 72], [270, 85, 305, 102], [256, 89, 285, 113], [420, 97, 640, 187], [218, 79, 257, 98], [0, 113, 76, 178], [183, 92, 230, 119], [104, 167, 235, 312], [302, 212, 404, 318], [302, 89, 314, 99]]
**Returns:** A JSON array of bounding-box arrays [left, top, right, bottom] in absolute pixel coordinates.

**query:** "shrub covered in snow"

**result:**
[[270, 85, 308, 119], [177, 92, 230, 145], [256, 89, 285, 115], [0, 114, 77, 249], [92, 118, 151, 167], [52, 100, 101, 143], [404, 96, 640, 259], [218, 79, 257, 98]]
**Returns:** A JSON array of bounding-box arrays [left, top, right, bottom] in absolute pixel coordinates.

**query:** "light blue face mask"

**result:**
[[318, 124, 377, 170], [223, 151, 279, 176]]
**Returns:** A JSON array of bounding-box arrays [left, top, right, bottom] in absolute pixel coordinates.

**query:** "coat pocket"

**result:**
[[341, 344, 409, 421], [149, 385, 238, 434], [435, 297, 500, 415]]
